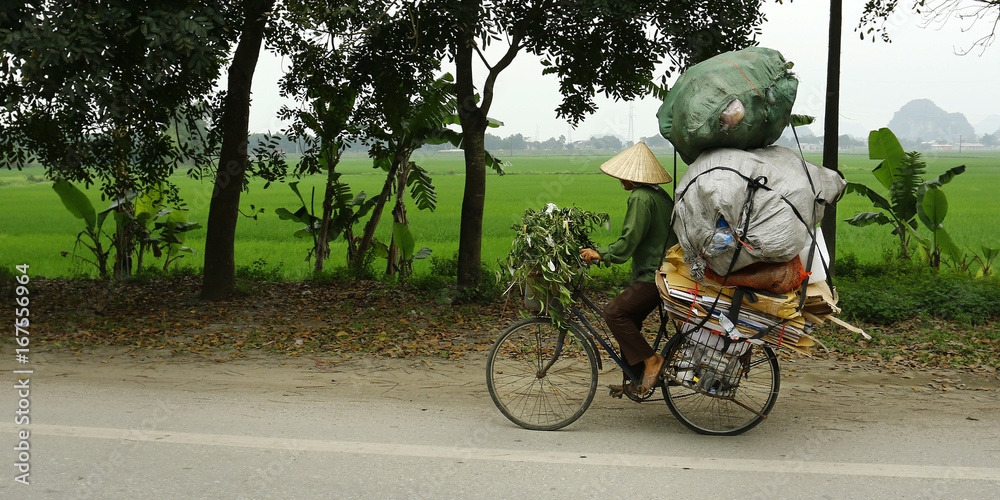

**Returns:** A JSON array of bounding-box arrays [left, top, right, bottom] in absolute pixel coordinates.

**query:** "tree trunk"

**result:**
[[387, 162, 412, 277], [454, 18, 488, 290], [821, 0, 843, 281], [314, 148, 342, 275], [112, 212, 135, 279], [201, 0, 273, 300], [452, 3, 521, 291], [351, 157, 401, 268], [456, 126, 487, 288]]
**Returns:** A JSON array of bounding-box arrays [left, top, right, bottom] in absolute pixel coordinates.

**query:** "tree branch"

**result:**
[[479, 33, 520, 114]]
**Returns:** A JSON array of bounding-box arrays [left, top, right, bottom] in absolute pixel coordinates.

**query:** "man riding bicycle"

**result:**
[[580, 142, 677, 393]]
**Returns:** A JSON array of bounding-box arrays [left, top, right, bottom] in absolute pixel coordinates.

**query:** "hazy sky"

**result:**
[[247, 1, 1000, 141]]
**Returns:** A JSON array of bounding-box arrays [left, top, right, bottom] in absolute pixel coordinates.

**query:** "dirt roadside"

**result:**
[[19, 345, 1000, 426], [8, 276, 1000, 425]]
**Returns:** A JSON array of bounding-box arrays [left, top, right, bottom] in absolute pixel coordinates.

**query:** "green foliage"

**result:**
[[392, 222, 432, 262], [945, 245, 1000, 278], [839, 277, 922, 324], [271, 4, 462, 273], [790, 114, 816, 127], [406, 256, 455, 293], [51, 180, 202, 278], [52, 180, 113, 278], [275, 180, 375, 264], [0, 1, 232, 198], [500, 204, 609, 326], [406, 0, 766, 288], [410, 0, 767, 125], [132, 183, 202, 272], [235, 258, 285, 282], [145, 211, 201, 271], [836, 253, 1000, 325], [407, 164, 438, 211], [845, 128, 966, 267], [408, 252, 502, 303], [972, 246, 999, 277]]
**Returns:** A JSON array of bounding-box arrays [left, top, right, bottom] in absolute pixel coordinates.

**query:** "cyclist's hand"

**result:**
[[580, 248, 602, 266]]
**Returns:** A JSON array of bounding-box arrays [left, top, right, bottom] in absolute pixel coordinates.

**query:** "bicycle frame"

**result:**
[[532, 264, 684, 390], [560, 288, 680, 389]]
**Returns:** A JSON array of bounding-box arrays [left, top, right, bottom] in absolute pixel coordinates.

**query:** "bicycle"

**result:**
[[486, 267, 780, 436]]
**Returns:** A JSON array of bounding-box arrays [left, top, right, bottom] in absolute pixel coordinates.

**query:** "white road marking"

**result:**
[[6, 423, 1000, 481]]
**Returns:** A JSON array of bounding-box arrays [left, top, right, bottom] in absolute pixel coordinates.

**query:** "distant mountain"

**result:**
[[838, 120, 871, 139], [777, 121, 868, 142], [780, 124, 814, 139], [887, 99, 975, 143], [976, 115, 1000, 137]]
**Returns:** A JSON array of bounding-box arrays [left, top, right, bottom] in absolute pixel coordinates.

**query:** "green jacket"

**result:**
[[598, 184, 676, 283]]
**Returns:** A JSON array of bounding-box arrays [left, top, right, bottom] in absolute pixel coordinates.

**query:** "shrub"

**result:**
[[235, 258, 285, 282], [410, 252, 502, 303], [836, 255, 1000, 325], [837, 275, 921, 324]]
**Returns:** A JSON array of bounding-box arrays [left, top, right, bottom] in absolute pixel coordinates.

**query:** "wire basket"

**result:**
[[671, 323, 752, 396]]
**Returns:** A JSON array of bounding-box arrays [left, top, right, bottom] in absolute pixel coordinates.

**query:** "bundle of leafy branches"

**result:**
[[500, 204, 609, 327]]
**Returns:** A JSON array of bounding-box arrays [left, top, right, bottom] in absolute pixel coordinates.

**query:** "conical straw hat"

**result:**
[[599, 142, 672, 184]]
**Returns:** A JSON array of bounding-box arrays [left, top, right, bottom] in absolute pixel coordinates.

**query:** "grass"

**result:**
[[2, 149, 999, 280], [4, 146, 997, 372]]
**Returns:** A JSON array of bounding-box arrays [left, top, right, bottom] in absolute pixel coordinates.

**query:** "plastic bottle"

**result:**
[[705, 218, 736, 257], [718, 314, 739, 340]]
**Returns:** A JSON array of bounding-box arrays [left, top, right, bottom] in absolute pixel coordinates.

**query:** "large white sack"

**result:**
[[672, 146, 845, 280]]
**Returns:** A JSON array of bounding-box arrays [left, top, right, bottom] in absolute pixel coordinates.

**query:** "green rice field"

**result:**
[[2, 149, 999, 280]]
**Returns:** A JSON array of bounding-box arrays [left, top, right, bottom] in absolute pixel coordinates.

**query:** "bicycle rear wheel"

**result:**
[[663, 341, 779, 436], [486, 317, 598, 431]]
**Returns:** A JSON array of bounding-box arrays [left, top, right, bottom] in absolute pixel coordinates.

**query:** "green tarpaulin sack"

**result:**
[[657, 47, 798, 164]]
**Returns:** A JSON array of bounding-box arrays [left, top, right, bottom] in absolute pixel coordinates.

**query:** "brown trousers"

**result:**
[[604, 281, 661, 365]]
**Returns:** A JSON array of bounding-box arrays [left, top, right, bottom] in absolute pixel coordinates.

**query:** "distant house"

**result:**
[[959, 143, 985, 150], [930, 143, 953, 151]]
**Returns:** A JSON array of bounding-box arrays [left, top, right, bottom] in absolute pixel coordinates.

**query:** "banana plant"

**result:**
[[53, 180, 113, 278], [913, 173, 964, 268], [389, 221, 433, 276], [971, 246, 999, 277], [364, 74, 505, 277], [844, 127, 965, 266], [97, 182, 203, 274], [275, 180, 377, 264], [145, 209, 202, 272]]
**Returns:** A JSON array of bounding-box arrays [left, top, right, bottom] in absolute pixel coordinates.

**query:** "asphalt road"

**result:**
[[2, 349, 998, 499]]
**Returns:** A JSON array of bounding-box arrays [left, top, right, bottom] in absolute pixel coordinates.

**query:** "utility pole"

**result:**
[[821, 0, 843, 280], [627, 103, 635, 145]]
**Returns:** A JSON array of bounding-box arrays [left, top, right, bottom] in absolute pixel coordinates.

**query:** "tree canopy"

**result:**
[[0, 0, 232, 198], [400, 0, 768, 288]]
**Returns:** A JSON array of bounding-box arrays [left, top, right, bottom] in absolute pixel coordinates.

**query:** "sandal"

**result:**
[[639, 354, 665, 392]]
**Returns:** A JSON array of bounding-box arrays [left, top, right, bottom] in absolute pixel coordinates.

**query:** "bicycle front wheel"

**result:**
[[486, 317, 598, 431], [663, 342, 779, 436]]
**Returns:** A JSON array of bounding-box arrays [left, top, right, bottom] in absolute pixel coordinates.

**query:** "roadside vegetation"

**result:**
[[2, 149, 998, 373]]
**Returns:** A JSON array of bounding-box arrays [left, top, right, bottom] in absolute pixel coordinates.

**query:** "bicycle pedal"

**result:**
[[607, 384, 625, 398]]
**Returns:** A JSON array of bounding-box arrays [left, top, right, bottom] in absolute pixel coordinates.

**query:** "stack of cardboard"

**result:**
[[656, 245, 863, 355]]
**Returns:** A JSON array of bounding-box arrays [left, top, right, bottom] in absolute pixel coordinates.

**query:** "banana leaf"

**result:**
[[52, 180, 98, 229], [868, 128, 906, 191]]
